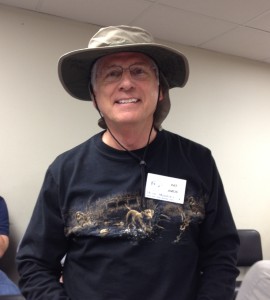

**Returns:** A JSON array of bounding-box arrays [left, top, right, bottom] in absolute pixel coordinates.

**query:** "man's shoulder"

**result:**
[[162, 129, 211, 154], [50, 132, 102, 168]]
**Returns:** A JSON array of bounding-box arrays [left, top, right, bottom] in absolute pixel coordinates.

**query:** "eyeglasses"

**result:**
[[96, 63, 158, 83]]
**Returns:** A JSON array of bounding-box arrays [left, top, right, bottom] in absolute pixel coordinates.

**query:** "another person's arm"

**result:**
[[0, 234, 9, 258], [0, 196, 9, 258]]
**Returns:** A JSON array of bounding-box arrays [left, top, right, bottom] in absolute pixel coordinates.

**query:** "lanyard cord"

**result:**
[[106, 122, 154, 209]]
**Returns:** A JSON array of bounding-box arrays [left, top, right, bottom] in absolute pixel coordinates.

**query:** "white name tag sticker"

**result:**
[[145, 173, 187, 204]]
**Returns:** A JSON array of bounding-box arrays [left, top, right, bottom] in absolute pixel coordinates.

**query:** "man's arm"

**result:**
[[16, 169, 70, 300], [196, 156, 239, 300]]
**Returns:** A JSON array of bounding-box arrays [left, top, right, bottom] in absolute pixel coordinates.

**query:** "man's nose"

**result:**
[[119, 69, 135, 88]]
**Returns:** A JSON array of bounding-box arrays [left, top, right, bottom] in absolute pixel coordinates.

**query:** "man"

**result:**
[[17, 25, 239, 300], [0, 196, 21, 295]]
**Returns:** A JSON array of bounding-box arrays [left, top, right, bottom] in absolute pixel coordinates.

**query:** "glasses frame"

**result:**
[[95, 62, 159, 84]]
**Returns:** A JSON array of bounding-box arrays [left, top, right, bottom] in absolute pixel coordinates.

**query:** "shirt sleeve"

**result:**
[[196, 155, 239, 300], [16, 169, 71, 300], [0, 196, 9, 236]]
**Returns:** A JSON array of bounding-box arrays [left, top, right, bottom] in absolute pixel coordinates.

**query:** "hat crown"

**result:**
[[88, 25, 154, 48]]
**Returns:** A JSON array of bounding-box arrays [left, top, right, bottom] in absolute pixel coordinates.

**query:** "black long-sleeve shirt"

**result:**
[[17, 130, 239, 300]]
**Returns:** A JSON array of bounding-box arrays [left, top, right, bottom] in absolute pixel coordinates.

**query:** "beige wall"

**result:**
[[1, 4, 270, 281]]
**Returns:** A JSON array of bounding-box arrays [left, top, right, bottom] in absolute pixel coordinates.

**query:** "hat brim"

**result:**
[[58, 43, 189, 101]]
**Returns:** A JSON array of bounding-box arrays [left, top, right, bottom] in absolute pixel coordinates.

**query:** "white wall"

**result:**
[[1, 4, 270, 281]]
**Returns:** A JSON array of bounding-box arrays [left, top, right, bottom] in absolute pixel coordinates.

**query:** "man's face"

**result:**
[[92, 52, 162, 129]]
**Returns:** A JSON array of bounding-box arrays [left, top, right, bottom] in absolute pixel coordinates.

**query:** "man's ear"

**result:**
[[88, 81, 96, 102], [159, 87, 164, 102]]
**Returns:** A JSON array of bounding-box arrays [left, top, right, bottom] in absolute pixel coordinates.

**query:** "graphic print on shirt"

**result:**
[[64, 189, 207, 243]]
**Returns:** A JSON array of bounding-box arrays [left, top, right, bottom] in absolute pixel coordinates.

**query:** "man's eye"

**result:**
[[106, 69, 121, 78], [132, 67, 146, 76]]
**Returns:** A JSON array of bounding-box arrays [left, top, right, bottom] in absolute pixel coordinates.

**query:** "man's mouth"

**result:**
[[116, 98, 139, 104]]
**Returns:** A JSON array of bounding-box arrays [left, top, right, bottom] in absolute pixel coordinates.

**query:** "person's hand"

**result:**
[[0, 234, 9, 258]]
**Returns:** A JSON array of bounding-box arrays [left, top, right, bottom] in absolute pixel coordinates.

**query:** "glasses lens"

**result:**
[[100, 66, 122, 83], [130, 65, 151, 79], [98, 64, 156, 83]]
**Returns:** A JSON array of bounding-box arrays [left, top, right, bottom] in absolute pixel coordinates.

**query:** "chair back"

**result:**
[[237, 229, 263, 266]]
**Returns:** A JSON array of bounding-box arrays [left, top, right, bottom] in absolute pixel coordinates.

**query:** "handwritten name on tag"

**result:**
[[145, 173, 186, 204]]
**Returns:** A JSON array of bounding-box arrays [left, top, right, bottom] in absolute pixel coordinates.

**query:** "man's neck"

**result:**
[[102, 124, 157, 151]]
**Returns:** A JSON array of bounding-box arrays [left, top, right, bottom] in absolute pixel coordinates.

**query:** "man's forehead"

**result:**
[[97, 51, 154, 67]]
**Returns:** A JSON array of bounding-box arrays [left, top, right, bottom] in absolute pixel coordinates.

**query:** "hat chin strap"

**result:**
[[90, 83, 161, 209]]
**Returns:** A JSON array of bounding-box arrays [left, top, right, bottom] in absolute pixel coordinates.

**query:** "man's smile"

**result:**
[[115, 98, 139, 104]]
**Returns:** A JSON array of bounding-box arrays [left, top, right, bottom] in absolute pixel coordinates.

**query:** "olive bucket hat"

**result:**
[[58, 25, 189, 128]]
